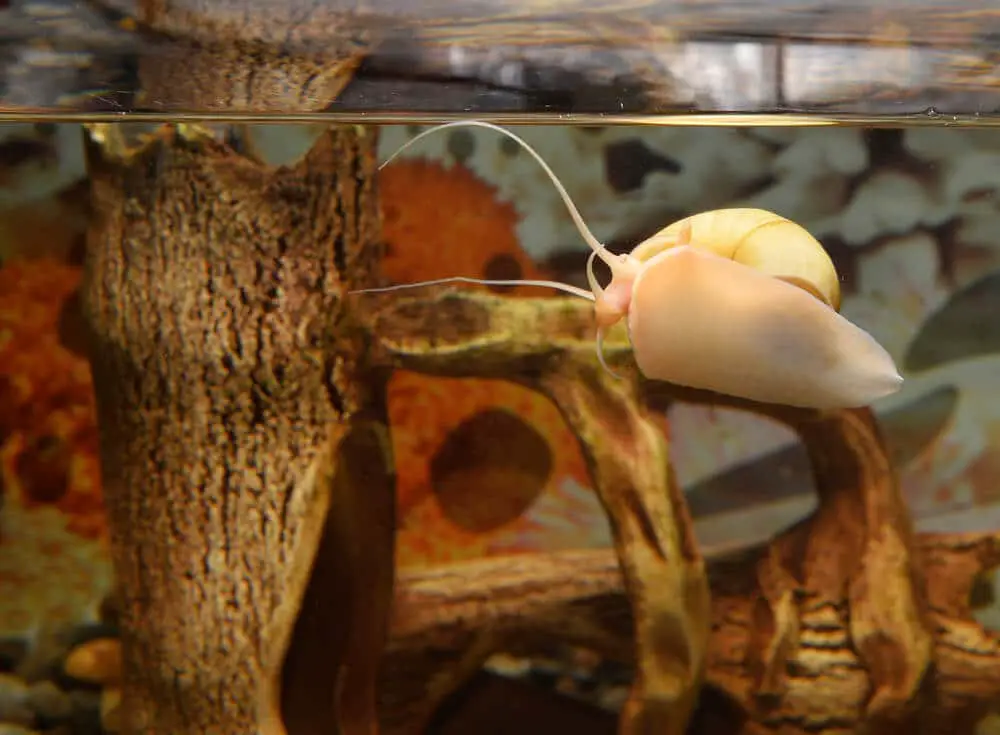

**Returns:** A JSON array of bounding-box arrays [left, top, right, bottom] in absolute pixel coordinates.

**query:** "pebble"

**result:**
[[0, 674, 33, 727], [484, 643, 640, 716], [26, 680, 71, 725], [597, 685, 629, 713], [0, 641, 27, 674], [0, 619, 126, 735], [0, 724, 39, 735], [63, 638, 120, 685], [67, 690, 101, 735], [568, 647, 603, 672], [484, 653, 533, 678], [99, 687, 120, 733]]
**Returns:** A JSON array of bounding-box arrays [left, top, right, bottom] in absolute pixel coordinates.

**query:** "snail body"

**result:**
[[624, 243, 900, 409], [355, 122, 903, 410]]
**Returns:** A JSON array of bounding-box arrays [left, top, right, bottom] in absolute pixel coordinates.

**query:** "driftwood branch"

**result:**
[[71, 119, 998, 735], [380, 550, 632, 733], [363, 289, 708, 734], [379, 534, 1000, 735], [363, 288, 973, 734]]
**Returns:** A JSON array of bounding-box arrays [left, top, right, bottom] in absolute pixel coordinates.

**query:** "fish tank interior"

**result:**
[[5, 1, 1000, 734]]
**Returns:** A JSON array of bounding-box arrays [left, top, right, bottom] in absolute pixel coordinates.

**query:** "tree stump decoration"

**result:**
[[80, 123, 394, 735]]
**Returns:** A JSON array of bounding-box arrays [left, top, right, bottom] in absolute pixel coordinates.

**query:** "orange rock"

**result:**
[[63, 637, 121, 685]]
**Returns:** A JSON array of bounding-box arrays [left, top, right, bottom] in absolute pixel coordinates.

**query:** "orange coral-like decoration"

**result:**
[[379, 158, 551, 292], [380, 159, 593, 566], [0, 258, 105, 540]]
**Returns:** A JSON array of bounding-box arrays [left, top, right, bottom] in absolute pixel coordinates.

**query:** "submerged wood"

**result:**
[[66, 113, 998, 735], [366, 289, 998, 731], [364, 290, 709, 734], [381, 532, 1000, 735], [80, 123, 393, 735], [381, 550, 632, 733], [364, 289, 958, 733]]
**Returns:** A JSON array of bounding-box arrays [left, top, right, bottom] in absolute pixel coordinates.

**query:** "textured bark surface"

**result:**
[[364, 289, 709, 735], [539, 365, 708, 735], [366, 288, 988, 735], [80, 123, 390, 735], [706, 406, 932, 735], [380, 529, 1000, 735], [380, 550, 632, 733], [134, 3, 372, 111]]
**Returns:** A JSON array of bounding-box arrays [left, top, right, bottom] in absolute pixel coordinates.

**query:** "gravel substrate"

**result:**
[[0, 600, 120, 735], [485, 647, 633, 714]]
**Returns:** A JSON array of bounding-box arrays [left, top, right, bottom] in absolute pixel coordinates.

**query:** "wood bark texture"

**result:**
[[133, 3, 372, 111], [363, 289, 710, 734], [72, 118, 1000, 735], [366, 288, 1000, 735], [380, 532, 1000, 735], [80, 122, 392, 735]]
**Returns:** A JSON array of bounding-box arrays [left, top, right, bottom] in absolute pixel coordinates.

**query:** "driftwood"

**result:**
[[381, 533, 1000, 735], [80, 122, 394, 735], [364, 290, 709, 734], [362, 288, 996, 732], [71, 113, 1000, 735]]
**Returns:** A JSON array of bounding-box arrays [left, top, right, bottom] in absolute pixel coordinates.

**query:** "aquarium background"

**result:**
[[3, 121, 1000, 722]]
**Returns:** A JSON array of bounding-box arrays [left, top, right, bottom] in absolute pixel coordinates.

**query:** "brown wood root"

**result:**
[[367, 290, 710, 734], [81, 123, 393, 735], [367, 290, 976, 735], [380, 532, 1000, 735], [75, 132, 991, 735]]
